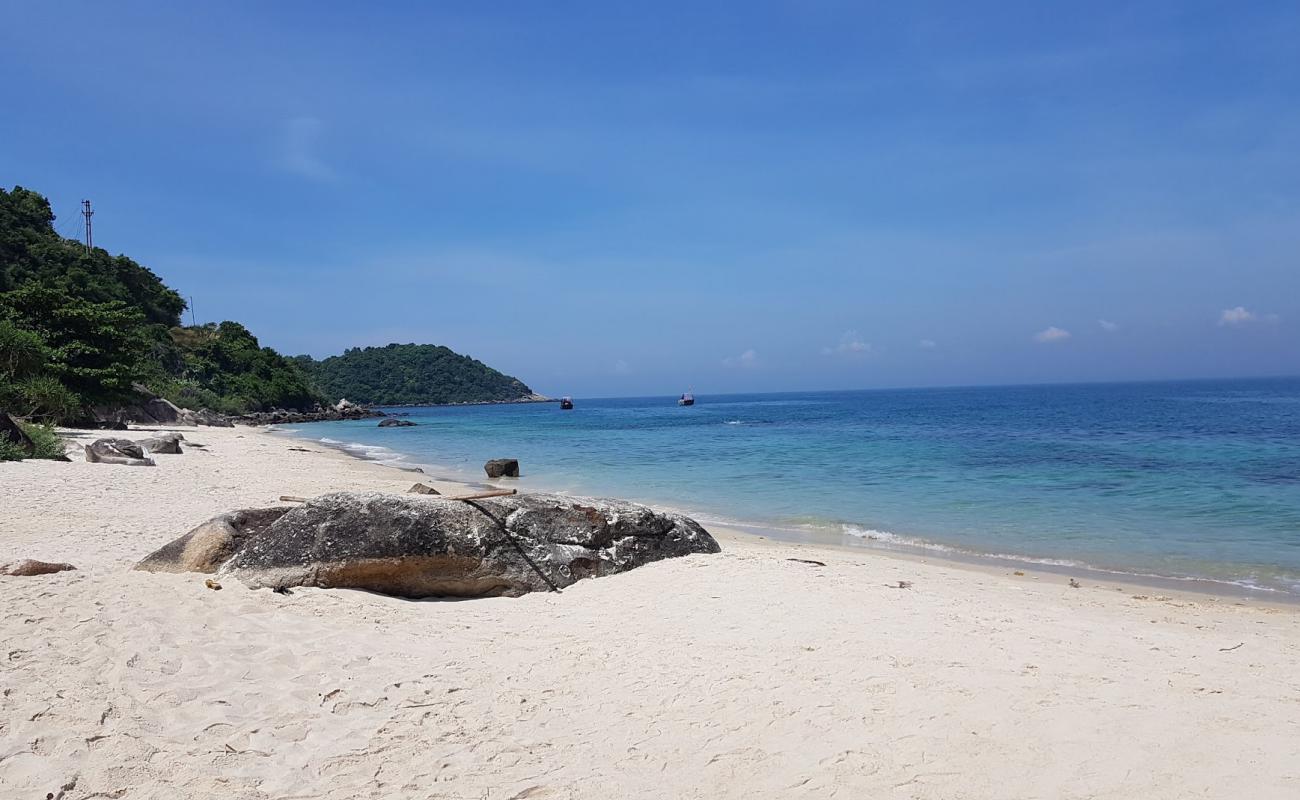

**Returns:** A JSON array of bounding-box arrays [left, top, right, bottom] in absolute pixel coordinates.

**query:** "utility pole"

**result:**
[[81, 199, 94, 251], [190, 296, 197, 327]]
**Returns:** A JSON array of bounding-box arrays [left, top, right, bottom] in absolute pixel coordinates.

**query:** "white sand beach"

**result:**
[[2, 426, 1298, 799]]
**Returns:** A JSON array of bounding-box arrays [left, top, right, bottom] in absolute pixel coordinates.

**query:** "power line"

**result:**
[[54, 207, 82, 240]]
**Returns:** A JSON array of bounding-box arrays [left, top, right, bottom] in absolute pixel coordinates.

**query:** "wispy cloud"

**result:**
[[612, 359, 631, 375], [822, 330, 872, 356], [278, 116, 337, 181], [1219, 306, 1256, 325], [722, 348, 759, 369], [1098, 319, 1120, 332], [1218, 306, 1278, 326], [1034, 326, 1071, 343], [918, 339, 937, 349]]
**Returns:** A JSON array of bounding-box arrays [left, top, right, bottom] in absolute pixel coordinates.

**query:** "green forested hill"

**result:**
[[294, 344, 536, 406], [0, 185, 321, 420]]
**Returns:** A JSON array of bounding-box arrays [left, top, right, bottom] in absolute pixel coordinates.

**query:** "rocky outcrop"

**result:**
[[135, 492, 720, 598], [235, 405, 385, 426], [85, 438, 156, 467], [378, 418, 417, 427], [188, 408, 234, 427], [92, 386, 233, 429], [140, 432, 185, 454], [484, 458, 520, 478], [143, 396, 185, 424], [1, 560, 77, 576], [1, 412, 34, 457]]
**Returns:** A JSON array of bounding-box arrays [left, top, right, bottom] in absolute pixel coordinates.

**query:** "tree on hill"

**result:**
[[0, 185, 320, 420], [295, 343, 535, 406], [152, 322, 323, 414]]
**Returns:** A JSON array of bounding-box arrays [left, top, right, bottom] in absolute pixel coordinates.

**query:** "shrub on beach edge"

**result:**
[[0, 420, 66, 462]]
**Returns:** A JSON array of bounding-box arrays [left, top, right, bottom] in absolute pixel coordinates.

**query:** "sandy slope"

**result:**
[[2, 426, 1298, 799]]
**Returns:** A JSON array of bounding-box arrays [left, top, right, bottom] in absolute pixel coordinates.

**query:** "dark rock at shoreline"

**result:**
[[407, 483, 440, 495], [235, 404, 386, 426], [484, 458, 520, 478], [135, 491, 720, 598], [85, 438, 155, 467], [378, 418, 417, 428]]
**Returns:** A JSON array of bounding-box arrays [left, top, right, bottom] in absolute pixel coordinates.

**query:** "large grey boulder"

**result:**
[[140, 431, 185, 454], [378, 418, 417, 427], [135, 492, 720, 598], [484, 458, 519, 478], [85, 438, 156, 467], [143, 396, 185, 424]]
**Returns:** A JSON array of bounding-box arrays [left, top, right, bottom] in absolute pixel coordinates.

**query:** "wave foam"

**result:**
[[841, 524, 957, 553]]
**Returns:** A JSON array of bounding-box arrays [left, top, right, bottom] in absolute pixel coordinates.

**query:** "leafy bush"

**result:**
[[20, 421, 65, 459], [0, 374, 82, 421], [0, 437, 24, 462], [0, 421, 65, 461]]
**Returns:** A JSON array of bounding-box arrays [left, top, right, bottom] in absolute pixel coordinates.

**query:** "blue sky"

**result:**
[[3, 1, 1297, 396]]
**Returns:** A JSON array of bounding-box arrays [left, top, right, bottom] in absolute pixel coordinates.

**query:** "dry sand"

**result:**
[[2, 426, 1298, 799]]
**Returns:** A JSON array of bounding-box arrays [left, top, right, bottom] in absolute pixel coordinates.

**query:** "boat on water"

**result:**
[[678, 392, 694, 407], [560, 397, 574, 410]]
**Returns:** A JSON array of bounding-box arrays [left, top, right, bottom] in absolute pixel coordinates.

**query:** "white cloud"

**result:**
[[918, 339, 937, 349], [279, 116, 337, 181], [1098, 319, 1120, 332], [1034, 326, 1071, 343], [612, 359, 631, 375], [1219, 306, 1256, 325], [822, 330, 872, 356], [722, 349, 759, 369], [1218, 306, 1278, 326]]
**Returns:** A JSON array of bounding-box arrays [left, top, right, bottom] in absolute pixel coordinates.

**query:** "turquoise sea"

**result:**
[[281, 378, 1300, 598]]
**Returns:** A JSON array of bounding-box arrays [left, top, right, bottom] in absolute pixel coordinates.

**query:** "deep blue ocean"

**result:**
[[281, 378, 1300, 597]]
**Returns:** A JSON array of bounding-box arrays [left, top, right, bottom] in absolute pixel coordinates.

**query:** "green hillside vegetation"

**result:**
[[295, 344, 536, 406], [147, 322, 323, 415], [0, 185, 321, 421]]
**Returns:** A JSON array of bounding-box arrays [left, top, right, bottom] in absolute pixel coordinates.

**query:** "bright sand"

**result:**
[[2, 426, 1298, 799]]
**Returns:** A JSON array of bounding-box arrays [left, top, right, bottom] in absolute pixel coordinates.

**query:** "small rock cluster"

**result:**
[[84, 431, 188, 467]]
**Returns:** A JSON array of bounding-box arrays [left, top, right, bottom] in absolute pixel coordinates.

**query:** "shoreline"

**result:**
[[270, 423, 1300, 610], [272, 423, 1300, 608]]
